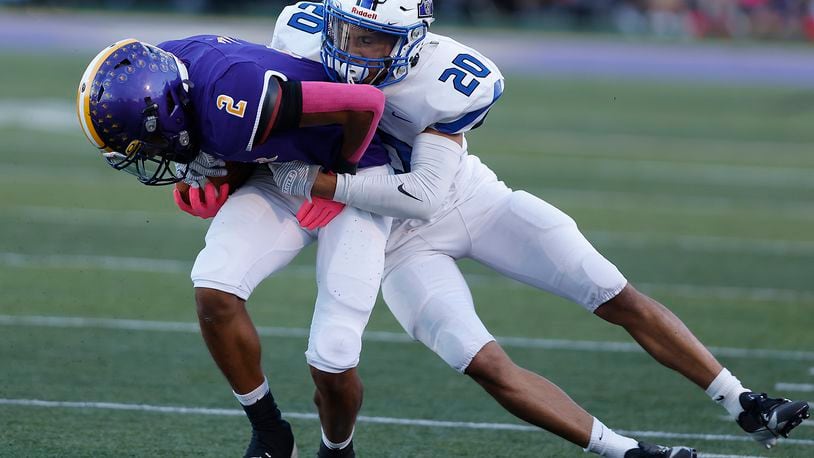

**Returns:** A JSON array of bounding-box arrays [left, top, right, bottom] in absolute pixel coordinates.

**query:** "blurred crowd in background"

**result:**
[[4, 0, 814, 41], [456, 0, 814, 41]]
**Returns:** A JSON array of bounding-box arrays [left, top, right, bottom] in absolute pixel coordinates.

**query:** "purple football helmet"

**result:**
[[77, 39, 198, 185]]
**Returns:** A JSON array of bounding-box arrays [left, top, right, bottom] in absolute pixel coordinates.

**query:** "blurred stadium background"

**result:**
[[1, 1, 812, 457]]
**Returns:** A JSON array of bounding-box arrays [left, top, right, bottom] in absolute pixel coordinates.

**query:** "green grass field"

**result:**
[[1, 50, 812, 457]]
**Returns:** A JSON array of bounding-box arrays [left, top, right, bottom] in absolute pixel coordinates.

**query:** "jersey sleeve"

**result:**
[[424, 42, 505, 135], [431, 79, 504, 135], [270, 2, 325, 62], [202, 62, 288, 160]]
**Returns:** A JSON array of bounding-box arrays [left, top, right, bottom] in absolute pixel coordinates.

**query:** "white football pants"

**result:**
[[191, 166, 393, 373], [382, 156, 627, 372]]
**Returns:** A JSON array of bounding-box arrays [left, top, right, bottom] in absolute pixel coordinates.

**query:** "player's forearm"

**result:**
[[330, 132, 464, 220], [311, 172, 338, 200], [299, 82, 385, 170]]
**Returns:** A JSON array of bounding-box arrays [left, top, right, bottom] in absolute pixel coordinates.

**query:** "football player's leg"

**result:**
[[382, 250, 494, 373], [598, 286, 808, 446], [306, 174, 393, 454], [382, 252, 596, 439], [464, 190, 720, 380], [382, 250, 693, 456], [595, 286, 721, 388], [467, 189, 808, 447], [191, 172, 311, 457]]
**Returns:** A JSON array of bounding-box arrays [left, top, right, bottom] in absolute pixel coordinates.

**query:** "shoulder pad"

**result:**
[[418, 34, 505, 135], [270, 2, 324, 62]]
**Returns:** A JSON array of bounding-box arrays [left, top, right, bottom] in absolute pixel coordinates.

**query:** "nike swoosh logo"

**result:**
[[400, 6, 415, 11], [598, 425, 604, 441], [391, 111, 413, 123], [397, 184, 422, 202]]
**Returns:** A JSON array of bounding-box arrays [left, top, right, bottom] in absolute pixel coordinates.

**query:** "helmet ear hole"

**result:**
[[95, 86, 106, 102], [165, 91, 176, 113]]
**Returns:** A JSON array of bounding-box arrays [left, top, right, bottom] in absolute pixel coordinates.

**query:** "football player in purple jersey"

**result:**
[[77, 36, 392, 457]]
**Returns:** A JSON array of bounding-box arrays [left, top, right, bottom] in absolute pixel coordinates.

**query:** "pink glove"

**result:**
[[173, 182, 230, 219], [296, 196, 345, 230]]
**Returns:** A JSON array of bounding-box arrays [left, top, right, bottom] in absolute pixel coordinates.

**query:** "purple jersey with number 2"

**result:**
[[158, 35, 388, 169]]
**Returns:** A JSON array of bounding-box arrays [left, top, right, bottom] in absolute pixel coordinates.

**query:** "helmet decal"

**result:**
[[417, 0, 433, 18]]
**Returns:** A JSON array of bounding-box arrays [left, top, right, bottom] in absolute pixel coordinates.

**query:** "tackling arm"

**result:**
[[253, 78, 385, 173], [311, 129, 464, 220]]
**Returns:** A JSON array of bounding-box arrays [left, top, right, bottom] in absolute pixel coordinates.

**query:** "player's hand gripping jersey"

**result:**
[[159, 35, 390, 170], [271, 2, 504, 220]]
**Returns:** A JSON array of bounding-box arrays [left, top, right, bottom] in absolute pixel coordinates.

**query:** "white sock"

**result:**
[[233, 377, 269, 406], [321, 427, 354, 450], [705, 368, 749, 419], [584, 417, 639, 458]]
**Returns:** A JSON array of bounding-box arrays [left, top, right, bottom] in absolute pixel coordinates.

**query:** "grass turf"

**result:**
[[0, 50, 812, 457]]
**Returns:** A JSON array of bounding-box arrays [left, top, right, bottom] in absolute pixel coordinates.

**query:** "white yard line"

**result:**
[[697, 455, 766, 458], [775, 383, 814, 393], [1, 398, 812, 448], [530, 156, 814, 189], [11, 205, 814, 257], [586, 231, 814, 257], [2, 314, 813, 361], [633, 283, 814, 304], [519, 130, 814, 159], [4, 100, 813, 158], [0, 252, 191, 275], [533, 188, 814, 220], [2, 252, 813, 304], [0, 100, 76, 133]]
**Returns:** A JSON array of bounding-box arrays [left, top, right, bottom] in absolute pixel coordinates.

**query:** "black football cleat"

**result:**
[[316, 440, 355, 458], [244, 424, 298, 458], [623, 442, 697, 458], [736, 392, 810, 449]]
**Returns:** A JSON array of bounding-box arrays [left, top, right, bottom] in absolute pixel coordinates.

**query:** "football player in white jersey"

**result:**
[[267, 1, 810, 457]]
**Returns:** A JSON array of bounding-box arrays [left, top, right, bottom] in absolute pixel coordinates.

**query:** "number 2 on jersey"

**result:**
[[287, 2, 325, 34], [217, 95, 247, 118], [439, 54, 491, 97]]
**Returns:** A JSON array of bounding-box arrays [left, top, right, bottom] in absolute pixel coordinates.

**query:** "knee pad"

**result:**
[[413, 301, 494, 374], [578, 254, 627, 312], [427, 318, 494, 374], [305, 322, 363, 373]]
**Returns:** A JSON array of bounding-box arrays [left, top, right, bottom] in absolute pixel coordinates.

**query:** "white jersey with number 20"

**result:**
[[270, 1, 505, 174]]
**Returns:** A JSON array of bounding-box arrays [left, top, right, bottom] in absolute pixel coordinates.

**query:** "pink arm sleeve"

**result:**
[[300, 82, 385, 165]]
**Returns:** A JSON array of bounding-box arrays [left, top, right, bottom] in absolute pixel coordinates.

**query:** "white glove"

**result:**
[[175, 151, 228, 188], [269, 160, 321, 199]]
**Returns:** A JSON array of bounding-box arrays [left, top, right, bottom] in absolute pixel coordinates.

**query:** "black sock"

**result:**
[[242, 392, 295, 456], [242, 391, 287, 433]]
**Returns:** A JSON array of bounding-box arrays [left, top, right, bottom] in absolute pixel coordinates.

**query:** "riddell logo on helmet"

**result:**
[[351, 6, 378, 19]]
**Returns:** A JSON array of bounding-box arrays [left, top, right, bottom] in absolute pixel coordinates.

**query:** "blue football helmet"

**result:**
[[321, 0, 434, 87], [76, 39, 198, 185]]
